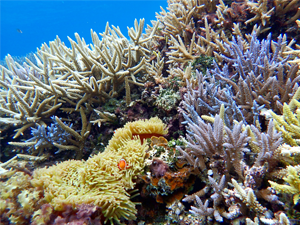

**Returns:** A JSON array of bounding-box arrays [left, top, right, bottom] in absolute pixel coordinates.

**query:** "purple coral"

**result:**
[[150, 158, 169, 178]]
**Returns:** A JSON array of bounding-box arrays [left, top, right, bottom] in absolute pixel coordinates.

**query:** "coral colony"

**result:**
[[1, 0, 300, 224]]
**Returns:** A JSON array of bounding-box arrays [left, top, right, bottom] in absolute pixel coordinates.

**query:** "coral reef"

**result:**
[[1, 0, 300, 224]]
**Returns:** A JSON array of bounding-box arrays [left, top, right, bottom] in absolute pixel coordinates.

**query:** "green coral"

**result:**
[[191, 54, 214, 75], [269, 165, 300, 205], [155, 89, 180, 112]]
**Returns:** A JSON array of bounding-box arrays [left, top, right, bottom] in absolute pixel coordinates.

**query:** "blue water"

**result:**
[[0, 0, 167, 60]]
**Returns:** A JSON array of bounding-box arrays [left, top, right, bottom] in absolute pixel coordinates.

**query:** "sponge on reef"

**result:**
[[31, 117, 167, 223]]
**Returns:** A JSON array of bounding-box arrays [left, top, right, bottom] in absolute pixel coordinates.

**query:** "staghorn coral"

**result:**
[[9, 107, 91, 159], [178, 30, 299, 127], [178, 110, 251, 176], [154, 0, 217, 41], [177, 103, 288, 222], [20, 116, 72, 152], [179, 68, 243, 127], [213, 31, 299, 121], [250, 119, 282, 170], [0, 18, 158, 144], [247, 0, 300, 40], [245, 0, 275, 27], [231, 178, 267, 215], [187, 175, 226, 222]]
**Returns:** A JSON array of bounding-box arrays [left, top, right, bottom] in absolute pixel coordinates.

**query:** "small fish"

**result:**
[[16, 29, 22, 34], [118, 159, 130, 170]]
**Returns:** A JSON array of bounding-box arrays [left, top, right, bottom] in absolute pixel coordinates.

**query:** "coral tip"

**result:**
[[118, 159, 130, 170]]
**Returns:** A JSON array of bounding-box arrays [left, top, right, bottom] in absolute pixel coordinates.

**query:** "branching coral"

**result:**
[[0, 18, 158, 142], [179, 30, 299, 126], [231, 178, 267, 215], [250, 120, 282, 169], [9, 107, 91, 159], [214, 31, 298, 118], [178, 109, 251, 178], [16, 116, 71, 152], [177, 102, 287, 222], [269, 165, 300, 205], [270, 90, 300, 146], [154, 0, 216, 41], [246, 0, 275, 27]]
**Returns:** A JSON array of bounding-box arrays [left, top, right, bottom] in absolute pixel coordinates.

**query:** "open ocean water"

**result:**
[[0, 0, 167, 61]]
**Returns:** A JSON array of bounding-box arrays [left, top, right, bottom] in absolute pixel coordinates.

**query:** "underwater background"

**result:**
[[1, 0, 300, 224], [0, 0, 167, 60]]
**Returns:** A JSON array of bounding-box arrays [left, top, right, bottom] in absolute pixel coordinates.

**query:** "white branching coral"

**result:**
[[189, 196, 217, 221], [246, 0, 275, 26], [223, 122, 251, 179], [0, 19, 158, 140], [178, 102, 287, 222], [231, 178, 267, 215]]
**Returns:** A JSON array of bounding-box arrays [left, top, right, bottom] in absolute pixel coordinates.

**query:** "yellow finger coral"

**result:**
[[270, 88, 300, 146], [269, 165, 300, 205], [31, 117, 167, 224]]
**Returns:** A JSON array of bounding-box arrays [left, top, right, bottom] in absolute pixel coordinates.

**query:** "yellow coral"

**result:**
[[270, 98, 300, 146], [0, 171, 44, 224], [18, 190, 39, 212], [269, 165, 300, 205], [31, 117, 167, 224]]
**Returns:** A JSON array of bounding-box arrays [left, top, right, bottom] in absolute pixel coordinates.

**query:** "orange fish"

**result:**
[[118, 159, 130, 170]]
